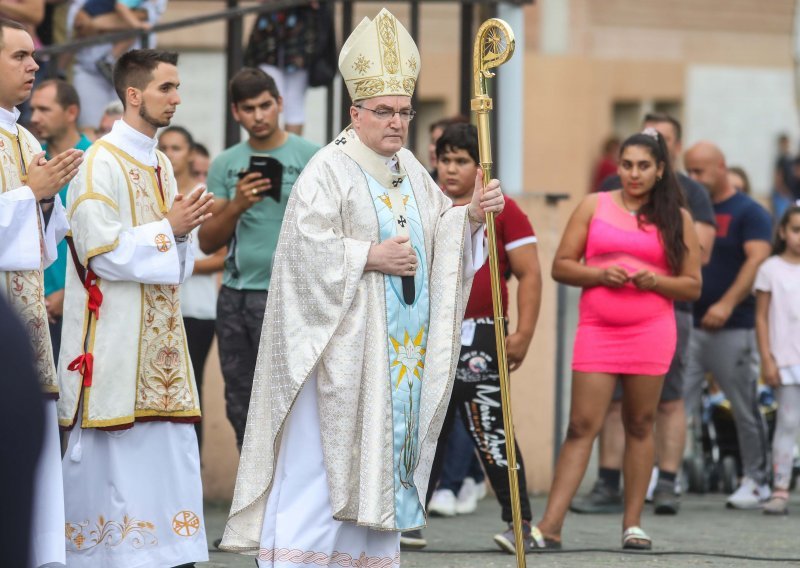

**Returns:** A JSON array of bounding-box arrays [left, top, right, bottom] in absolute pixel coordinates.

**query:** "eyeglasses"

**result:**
[[355, 105, 416, 122]]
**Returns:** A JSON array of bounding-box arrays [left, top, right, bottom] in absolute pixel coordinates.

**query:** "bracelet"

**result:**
[[467, 206, 484, 226], [175, 234, 189, 243]]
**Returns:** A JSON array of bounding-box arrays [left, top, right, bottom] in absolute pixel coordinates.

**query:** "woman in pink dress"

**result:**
[[531, 129, 702, 550]]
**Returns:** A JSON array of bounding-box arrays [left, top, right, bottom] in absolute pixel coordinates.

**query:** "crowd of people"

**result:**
[[2, 3, 800, 567]]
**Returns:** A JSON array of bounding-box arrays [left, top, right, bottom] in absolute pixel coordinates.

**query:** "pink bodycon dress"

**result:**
[[571, 191, 677, 376]]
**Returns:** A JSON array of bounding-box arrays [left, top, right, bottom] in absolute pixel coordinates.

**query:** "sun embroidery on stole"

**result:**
[[365, 172, 429, 529]]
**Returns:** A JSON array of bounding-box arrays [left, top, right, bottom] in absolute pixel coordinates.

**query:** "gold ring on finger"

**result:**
[[251, 188, 257, 196]]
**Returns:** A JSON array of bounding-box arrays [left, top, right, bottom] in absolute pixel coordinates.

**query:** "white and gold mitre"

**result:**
[[338, 8, 421, 102]]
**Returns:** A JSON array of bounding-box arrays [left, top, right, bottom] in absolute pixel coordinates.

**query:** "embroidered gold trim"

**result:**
[[378, 12, 400, 74], [85, 240, 120, 261], [97, 143, 139, 226], [353, 78, 385, 98], [69, 192, 120, 217], [65, 515, 157, 551]]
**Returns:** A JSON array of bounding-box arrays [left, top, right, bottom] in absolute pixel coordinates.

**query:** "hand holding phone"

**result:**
[[237, 155, 283, 202]]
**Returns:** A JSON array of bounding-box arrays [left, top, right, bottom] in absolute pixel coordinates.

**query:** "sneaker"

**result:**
[[455, 478, 479, 515], [569, 480, 623, 514], [493, 521, 533, 554], [763, 494, 789, 515], [653, 480, 680, 515], [399, 529, 427, 550], [428, 488, 457, 517], [726, 477, 771, 509]]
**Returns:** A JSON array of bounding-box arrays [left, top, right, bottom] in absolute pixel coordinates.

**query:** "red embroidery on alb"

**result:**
[[257, 548, 400, 567]]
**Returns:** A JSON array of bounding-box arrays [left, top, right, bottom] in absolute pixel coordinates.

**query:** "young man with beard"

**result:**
[[30, 79, 93, 362], [57, 49, 214, 567], [0, 18, 83, 568], [199, 67, 319, 451]]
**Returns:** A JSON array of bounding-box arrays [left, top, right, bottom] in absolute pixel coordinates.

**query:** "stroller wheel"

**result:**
[[721, 456, 738, 494], [684, 455, 707, 494]]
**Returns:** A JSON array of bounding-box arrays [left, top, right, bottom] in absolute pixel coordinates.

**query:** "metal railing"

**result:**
[[39, 0, 530, 149]]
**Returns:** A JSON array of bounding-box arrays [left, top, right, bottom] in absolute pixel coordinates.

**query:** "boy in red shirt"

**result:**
[[403, 123, 542, 552]]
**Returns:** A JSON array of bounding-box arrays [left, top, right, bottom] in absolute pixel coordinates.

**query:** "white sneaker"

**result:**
[[455, 478, 479, 515], [428, 489, 457, 517], [726, 477, 771, 509]]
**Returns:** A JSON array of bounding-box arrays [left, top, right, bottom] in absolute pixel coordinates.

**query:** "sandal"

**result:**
[[763, 493, 789, 516], [622, 526, 652, 550], [530, 526, 562, 550]]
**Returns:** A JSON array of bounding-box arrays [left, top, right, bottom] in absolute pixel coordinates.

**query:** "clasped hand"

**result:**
[[366, 235, 418, 276], [600, 266, 657, 290], [28, 149, 84, 201], [167, 186, 214, 237]]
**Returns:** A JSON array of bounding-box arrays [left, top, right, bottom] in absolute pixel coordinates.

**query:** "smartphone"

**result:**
[[239, 155, 283, 202]]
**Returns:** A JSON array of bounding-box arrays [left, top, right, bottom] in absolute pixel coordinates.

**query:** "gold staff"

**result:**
[[472, 18, 526, 566]]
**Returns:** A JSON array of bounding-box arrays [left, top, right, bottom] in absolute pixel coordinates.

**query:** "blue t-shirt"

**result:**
[[43, 134, 93, 296], [693, 192, 772, 329]]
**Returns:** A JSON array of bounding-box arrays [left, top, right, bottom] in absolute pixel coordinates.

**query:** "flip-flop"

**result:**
[[530, 526, 562, 550], [622, 526, 652, 550]]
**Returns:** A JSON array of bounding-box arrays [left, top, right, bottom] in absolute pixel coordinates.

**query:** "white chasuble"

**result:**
[[222, 127, 485, 554], [58, 121, 206, 567]]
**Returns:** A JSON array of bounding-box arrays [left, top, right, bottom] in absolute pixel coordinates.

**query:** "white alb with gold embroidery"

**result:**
[[59, 119, 207, 567]]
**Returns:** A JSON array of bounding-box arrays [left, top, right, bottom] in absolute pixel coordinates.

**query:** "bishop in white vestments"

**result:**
[[221, 9, 505, 566], [0, 20, 83, 568], [57, 49, 213, 568]]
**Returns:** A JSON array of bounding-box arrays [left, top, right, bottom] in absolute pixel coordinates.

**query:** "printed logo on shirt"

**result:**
[[155, 233, 172, 252], [715, 213, 732, 238]]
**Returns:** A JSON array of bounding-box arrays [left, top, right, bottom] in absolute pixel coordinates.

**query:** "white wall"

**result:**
[[685, 65, 800, 197]]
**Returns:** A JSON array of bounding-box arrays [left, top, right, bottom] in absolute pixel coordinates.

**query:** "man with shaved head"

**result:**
[[682, 141, 772, 509]]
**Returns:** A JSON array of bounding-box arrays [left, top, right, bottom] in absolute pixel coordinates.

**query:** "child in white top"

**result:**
[[754, 203, 800, 515]]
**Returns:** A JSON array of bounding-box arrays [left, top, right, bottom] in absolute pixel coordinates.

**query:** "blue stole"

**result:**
[[364, 172, 429, 530]]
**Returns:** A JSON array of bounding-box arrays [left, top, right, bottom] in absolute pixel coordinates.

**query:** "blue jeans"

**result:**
[[437, 408, 485, 494]]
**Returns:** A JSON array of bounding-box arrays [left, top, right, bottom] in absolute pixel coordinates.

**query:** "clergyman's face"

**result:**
[[0, 27, 39, 109], [138, 63, 181, 129], [350, 95, 411, 157]]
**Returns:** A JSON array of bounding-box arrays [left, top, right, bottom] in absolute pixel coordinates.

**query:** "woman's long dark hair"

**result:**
[[619, 131, 687, 274]]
